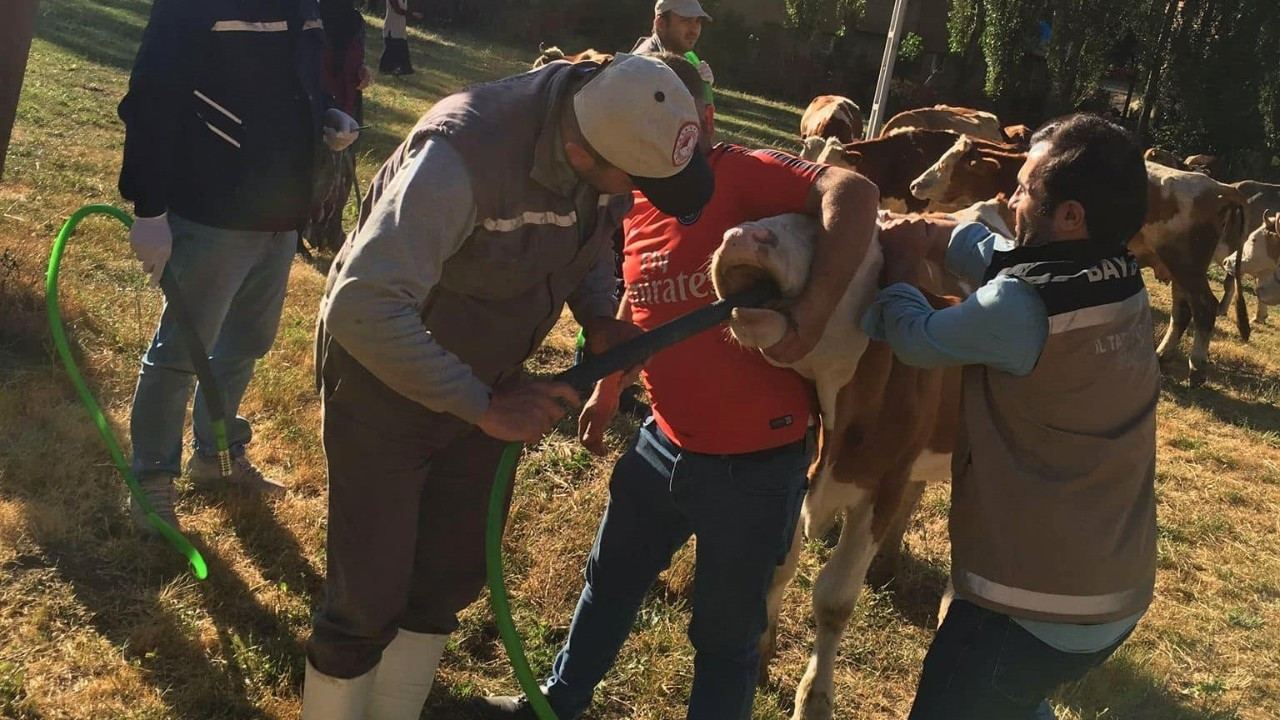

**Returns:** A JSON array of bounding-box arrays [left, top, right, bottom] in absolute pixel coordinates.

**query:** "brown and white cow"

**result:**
[[1144, 147, 1189, 171], [1186, 154, 1226, 178], [909, 135, 1026, 213], [531, 45, 612, 68], [799, 130, 973, 214], [709, 213, 968, 720], [1146, 148, 1226, 179], [910, 136, 1251, 385], [800, 95, 864, 145], [1221, 180, 1280, 322], [879, 104, 1004, 143], [1001, 124, 1033, 148]]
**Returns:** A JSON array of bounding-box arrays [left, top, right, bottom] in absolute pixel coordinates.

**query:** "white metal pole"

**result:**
[[865, 0, 912, 139]]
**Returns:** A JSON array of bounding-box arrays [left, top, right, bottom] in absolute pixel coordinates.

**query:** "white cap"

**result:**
[[655, 0, 712, 21], [573, 53, 713, 217]]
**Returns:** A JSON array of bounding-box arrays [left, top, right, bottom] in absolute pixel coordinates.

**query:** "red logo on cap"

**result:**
[[673, 122, 699, 167]]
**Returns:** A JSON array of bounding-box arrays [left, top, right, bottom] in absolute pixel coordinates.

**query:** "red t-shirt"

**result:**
[[622, 144, 825, 454]]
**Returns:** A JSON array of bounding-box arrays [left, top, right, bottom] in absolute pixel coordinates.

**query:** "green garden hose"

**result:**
[[46, 204, 220, 580], [484, 283, 777, 719]]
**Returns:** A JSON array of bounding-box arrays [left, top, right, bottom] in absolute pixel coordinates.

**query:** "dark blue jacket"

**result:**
[[118, 0, 332, 231]]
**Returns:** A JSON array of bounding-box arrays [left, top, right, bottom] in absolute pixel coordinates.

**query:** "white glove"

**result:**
[[323, 108, 360, 152], [697, 60, 714, 86], [130, 213, 172, 288]]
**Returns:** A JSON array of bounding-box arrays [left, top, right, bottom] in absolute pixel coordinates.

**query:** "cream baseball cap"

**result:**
[[655, 0, 712, 20], [573, 53, 713, 218]]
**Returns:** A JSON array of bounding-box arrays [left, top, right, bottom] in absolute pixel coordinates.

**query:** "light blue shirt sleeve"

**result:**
[[945, 221, 1009, 287], [861, 223, 1049, 376], [1015, 609, 1146, 654]]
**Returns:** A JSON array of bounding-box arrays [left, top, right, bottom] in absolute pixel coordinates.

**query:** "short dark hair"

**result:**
[[1028, 113, 1148, 242], [639, 51, 706, 112]]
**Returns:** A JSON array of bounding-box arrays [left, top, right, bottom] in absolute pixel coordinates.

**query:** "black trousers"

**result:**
[[908, 600, 1131, 720], [307, 337, 512, 678]]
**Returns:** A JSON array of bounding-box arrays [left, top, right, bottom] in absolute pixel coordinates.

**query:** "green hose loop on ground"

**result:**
[[46, 203, 209, 580], [486, 441, 560, 720]]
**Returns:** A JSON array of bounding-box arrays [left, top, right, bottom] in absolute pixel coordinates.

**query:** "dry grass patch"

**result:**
[[1, 1, 1278, 718]]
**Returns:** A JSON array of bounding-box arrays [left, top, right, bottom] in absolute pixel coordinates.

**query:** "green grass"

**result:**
[[1, 1, 1279, 719]]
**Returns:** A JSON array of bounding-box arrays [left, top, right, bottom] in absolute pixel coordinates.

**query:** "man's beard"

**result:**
[[1015, 213, 1054, 247]]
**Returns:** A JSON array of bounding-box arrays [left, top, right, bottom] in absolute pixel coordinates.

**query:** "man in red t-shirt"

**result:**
[[478, 55, 879, 720]]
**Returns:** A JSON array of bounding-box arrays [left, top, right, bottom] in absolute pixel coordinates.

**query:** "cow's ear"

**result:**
[[843, 150, 863, 165], [968, 157, 1002, 173], [1267, 210, 1279, 233]]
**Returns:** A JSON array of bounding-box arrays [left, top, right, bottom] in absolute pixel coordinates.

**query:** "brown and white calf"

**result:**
[[800, 95, 864, 145], [530, 45, 612, 68], [799, 129, 976, 214], [879, 104, 1004, 143], [709, 214, 964, 720], [1221, 180, 1280, 322], [910, 135, 1250, 384]]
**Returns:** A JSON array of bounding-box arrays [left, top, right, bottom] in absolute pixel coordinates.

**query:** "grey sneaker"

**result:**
[[187, 454, 287, 496], [470, 696, 541, 719], [130, 474, 179, 535]]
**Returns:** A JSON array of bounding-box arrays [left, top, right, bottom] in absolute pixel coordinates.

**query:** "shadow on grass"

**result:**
[[1057, 652, 1244, 720], [32, 0, 148, 73], [1, 273, 318, 716]]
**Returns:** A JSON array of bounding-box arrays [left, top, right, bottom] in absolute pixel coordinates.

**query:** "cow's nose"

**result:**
[[748, 227, 779, 247]]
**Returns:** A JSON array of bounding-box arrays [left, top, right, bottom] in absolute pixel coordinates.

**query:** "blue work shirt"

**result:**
[[862, 222, 1144, 652]]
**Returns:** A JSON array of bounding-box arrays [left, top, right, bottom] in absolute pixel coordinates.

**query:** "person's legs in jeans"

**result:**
[[130, 214, 279, 480], [680, 445, 809, 720], [908, 599, 1130, 720], [542, 420, 693, 718], [190, 226, 296, 464]]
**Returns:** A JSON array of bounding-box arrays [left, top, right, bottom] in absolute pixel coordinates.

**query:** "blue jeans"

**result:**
[[544, 418, 811, 720], [130, 213, 296, 478], [908, 600, 1131, 720]]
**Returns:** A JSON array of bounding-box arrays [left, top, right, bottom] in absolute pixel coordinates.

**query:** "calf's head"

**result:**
[[910, 135, 1013, 211], [710, 214, 818, 350]]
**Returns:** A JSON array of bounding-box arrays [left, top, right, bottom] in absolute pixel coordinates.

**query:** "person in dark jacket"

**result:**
[[118, 0, 360, 534], [305, 0, 371, 251]]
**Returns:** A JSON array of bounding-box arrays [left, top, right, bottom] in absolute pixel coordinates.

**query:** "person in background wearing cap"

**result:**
[[300, 53, 713, 720], [476, 53, 881, 720], [634, 0, 715, 90]]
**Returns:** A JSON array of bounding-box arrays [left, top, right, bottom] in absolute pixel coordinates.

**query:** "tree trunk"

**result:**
[[0, 0, 41, 180], [1137, 0, 1181, 139]]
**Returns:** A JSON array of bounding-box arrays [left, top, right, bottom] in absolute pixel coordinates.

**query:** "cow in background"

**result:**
[[879, 104, 1005, 143], [1145, 147, 1189, 171], [531, 44, 612, 68], [800, 95, 864, 145], [1222, 180, 1280, 322], [910, 135, 1251, 385], [1001, 124, 1032, 148], [801, 130, 992, 214]]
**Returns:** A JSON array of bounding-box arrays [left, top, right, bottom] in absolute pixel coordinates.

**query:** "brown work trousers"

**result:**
[[308, 332, 513, 678]]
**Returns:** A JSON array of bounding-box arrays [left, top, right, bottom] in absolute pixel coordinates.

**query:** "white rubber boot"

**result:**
[[367, 630, 449, 720], [301, 659, 376, 720]]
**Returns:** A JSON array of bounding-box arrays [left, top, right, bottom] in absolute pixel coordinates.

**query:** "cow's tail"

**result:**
[[1223, 199, 1251, 342]]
